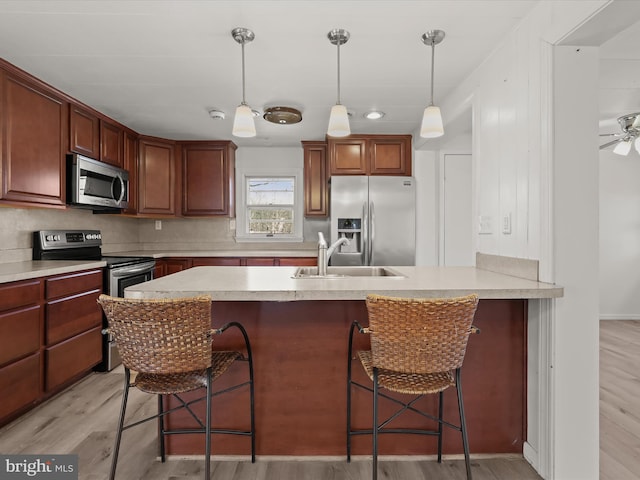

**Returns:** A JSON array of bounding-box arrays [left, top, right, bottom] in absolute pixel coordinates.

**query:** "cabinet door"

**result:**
[[45, 327, 102, 391], [69, 104, 100, 158], [245, 258, 277, 266], [182, 142, 236, 216], [165, 258, 192, 274], [153, 260, 166, 278], [0, 353, 41, 423], [277, 257, 317, 266], [138, 137, 176, 215], [192, 258, 242, 266], [100, 119, 123, 167], [1, 71, 66, 206], [328, 138, 367, 175], [123, 131, 138, 214], [302, 141, 328, 217], [369, 135, 412, 175]]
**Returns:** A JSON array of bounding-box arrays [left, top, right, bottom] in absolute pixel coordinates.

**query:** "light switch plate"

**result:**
[[502, 213, 511, 234], [478, 215, 493, 234]]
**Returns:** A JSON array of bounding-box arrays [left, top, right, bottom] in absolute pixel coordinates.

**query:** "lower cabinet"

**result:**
[[154, 256, 317, 277], [0, 269, 103, 427]]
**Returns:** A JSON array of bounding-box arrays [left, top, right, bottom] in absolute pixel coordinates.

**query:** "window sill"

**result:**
[[235, 235, 304, 243]]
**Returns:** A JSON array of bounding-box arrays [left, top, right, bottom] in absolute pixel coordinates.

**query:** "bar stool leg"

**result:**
[[456, 368, 472, 480], [437, 390, 444, 463], [372, 367, 379, 480], [205, 367, 212, 480], [158, 395, 166, 462], [110, 368, 131, 480]]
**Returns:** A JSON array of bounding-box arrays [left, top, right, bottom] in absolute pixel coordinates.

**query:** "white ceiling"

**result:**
[[1, 1, 638, 148], [0, 0, 539, 147]]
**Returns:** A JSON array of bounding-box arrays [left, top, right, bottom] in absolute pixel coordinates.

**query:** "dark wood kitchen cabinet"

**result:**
[[122, 131, 138, 214], [44, 269, 102, 392], [69, 104, 100, 159], [181, 141, 236, 217], [70, 103, 124, 167], [328, 134, 412, 176], [100, 118, 124, 167], [138, 136, 176, 216], [0, 279, 42, 425], [302, 141, 329, 217], [0, 65, 67, 207]]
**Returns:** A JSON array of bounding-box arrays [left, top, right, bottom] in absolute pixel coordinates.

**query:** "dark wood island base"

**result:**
[[163, 299, 526, 457]]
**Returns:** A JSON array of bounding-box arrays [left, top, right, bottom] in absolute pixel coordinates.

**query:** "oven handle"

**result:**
[[110, 263, 155, 277]]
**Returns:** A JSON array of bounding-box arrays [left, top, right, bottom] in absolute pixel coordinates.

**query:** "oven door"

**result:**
[[99, 260, 155, 371]]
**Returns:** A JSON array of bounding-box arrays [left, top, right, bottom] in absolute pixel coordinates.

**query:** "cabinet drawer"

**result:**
[[46, 270, 102, 300], [45, 327, 102, 391], [0, 353, 41, 422], [0, 305, 41, 366], [191, 258, 242, 267], [277, 257, 317, 266], [46, 289, 102, 345], [0, 279, 41, 311]]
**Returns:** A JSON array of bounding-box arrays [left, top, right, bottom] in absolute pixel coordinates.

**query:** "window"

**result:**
[[247, 177, 294, 235], [235, 166, 303, 242]]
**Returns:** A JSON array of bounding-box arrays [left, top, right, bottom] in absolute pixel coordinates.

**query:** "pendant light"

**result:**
[[327, 29, 350, 137], [231, 27, 256, 138], [420, 30, 445, 138]]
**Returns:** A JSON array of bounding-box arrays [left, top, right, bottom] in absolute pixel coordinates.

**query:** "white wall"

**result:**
[[414, 150, 438, 266], [432, 1, 609, 478], [599, 149, 640, 319]]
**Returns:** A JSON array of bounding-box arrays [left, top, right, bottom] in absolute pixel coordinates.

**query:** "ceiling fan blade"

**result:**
[[600, 137, 624, 150], [599, 132, 622, 137]]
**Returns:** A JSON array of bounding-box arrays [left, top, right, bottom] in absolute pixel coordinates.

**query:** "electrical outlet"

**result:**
[[478, 215, 492, 234], [155, 220, 162, 231]]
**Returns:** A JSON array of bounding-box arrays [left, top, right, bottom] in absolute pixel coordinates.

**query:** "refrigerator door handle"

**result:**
[[362, 201, 368, 265], [369, 201, 375, 265]]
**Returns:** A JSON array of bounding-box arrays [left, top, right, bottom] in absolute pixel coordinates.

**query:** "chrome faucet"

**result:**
[[317, 232, 349, 276]]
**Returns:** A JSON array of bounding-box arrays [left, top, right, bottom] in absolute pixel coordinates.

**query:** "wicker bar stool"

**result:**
[[97, 294, 255, 480], [347, 293, 480, 480]]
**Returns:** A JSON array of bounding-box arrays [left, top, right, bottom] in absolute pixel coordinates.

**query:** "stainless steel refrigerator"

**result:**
[[330, 176, 416, 266]]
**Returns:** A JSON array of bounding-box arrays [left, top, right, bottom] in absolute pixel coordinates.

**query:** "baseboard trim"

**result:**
[[600, 314, 640, 321]]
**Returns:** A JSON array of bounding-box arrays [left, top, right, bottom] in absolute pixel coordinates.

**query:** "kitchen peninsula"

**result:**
[[124, 265, 562, 457]]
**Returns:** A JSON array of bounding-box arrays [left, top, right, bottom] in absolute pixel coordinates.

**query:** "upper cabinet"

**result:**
[[180, 141, 236, 217], [69, 104, 123, 167], [69, 104, 100, 159], [99, 119, 123, 167], [302, 141, 328, 217], [0, 67, 67, 207], [138, 136, 176, 216], [328, 134, 412, 176], [122, 131, 138, 215]]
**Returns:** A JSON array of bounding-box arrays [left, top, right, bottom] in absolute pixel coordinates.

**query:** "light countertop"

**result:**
[[0, 260, 106, 283], [123, 265, 563, 301]]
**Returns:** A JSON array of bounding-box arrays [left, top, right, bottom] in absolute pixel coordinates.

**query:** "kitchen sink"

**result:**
[[293, 266, 405, 279]]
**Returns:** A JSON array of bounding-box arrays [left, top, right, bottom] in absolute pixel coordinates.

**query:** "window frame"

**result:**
[[235, 166, 304, 242]]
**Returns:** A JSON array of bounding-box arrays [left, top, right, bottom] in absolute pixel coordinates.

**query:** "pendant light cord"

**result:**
[[336, 39, 342, 105], [429, 42, 435, 107], [241, 41, 247, 106]]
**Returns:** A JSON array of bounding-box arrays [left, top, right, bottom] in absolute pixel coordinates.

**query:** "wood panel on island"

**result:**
[[0, 269, 103, 427], [0, 62, 67, 207]]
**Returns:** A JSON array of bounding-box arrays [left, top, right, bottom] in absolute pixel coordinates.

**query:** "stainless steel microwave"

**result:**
[[67, 154, 129, 210]]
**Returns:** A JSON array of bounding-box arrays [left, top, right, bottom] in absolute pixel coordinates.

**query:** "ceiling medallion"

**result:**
[[263, 106, 303, 125]]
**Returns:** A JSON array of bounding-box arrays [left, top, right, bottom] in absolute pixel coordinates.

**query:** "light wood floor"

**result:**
[[599, 320, 640, 480], [6, 320, 638, 479]]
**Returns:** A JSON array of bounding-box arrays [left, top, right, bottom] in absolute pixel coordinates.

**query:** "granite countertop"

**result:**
[[123, 265, 564, 301]]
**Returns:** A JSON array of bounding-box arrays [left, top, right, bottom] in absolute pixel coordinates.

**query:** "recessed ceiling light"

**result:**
[[364, 111, 385, 120]]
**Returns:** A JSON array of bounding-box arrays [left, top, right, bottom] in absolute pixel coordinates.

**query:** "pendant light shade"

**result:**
[[421, 105, 444, 138], [231, 27, 256, 138], [420, 30, 445, 139], [327, 29, 350, 137], [328, 104, 350, 137]]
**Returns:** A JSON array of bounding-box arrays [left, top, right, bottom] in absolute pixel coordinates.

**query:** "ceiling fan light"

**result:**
[[613, 139, 632, 156], [328, 104, 351, 137], [232, 104, 256, 137], [420, 105, 444, 138]]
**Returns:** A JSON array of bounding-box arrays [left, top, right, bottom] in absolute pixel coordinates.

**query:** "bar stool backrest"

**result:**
[[97, 294, 213, 374], [365, 294, 479, 374]]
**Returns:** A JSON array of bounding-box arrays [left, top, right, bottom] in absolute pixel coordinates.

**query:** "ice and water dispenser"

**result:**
[[331, 218, 363, 265]]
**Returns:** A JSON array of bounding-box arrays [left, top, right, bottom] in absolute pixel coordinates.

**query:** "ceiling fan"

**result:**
[[600, 112, 640, 155]]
